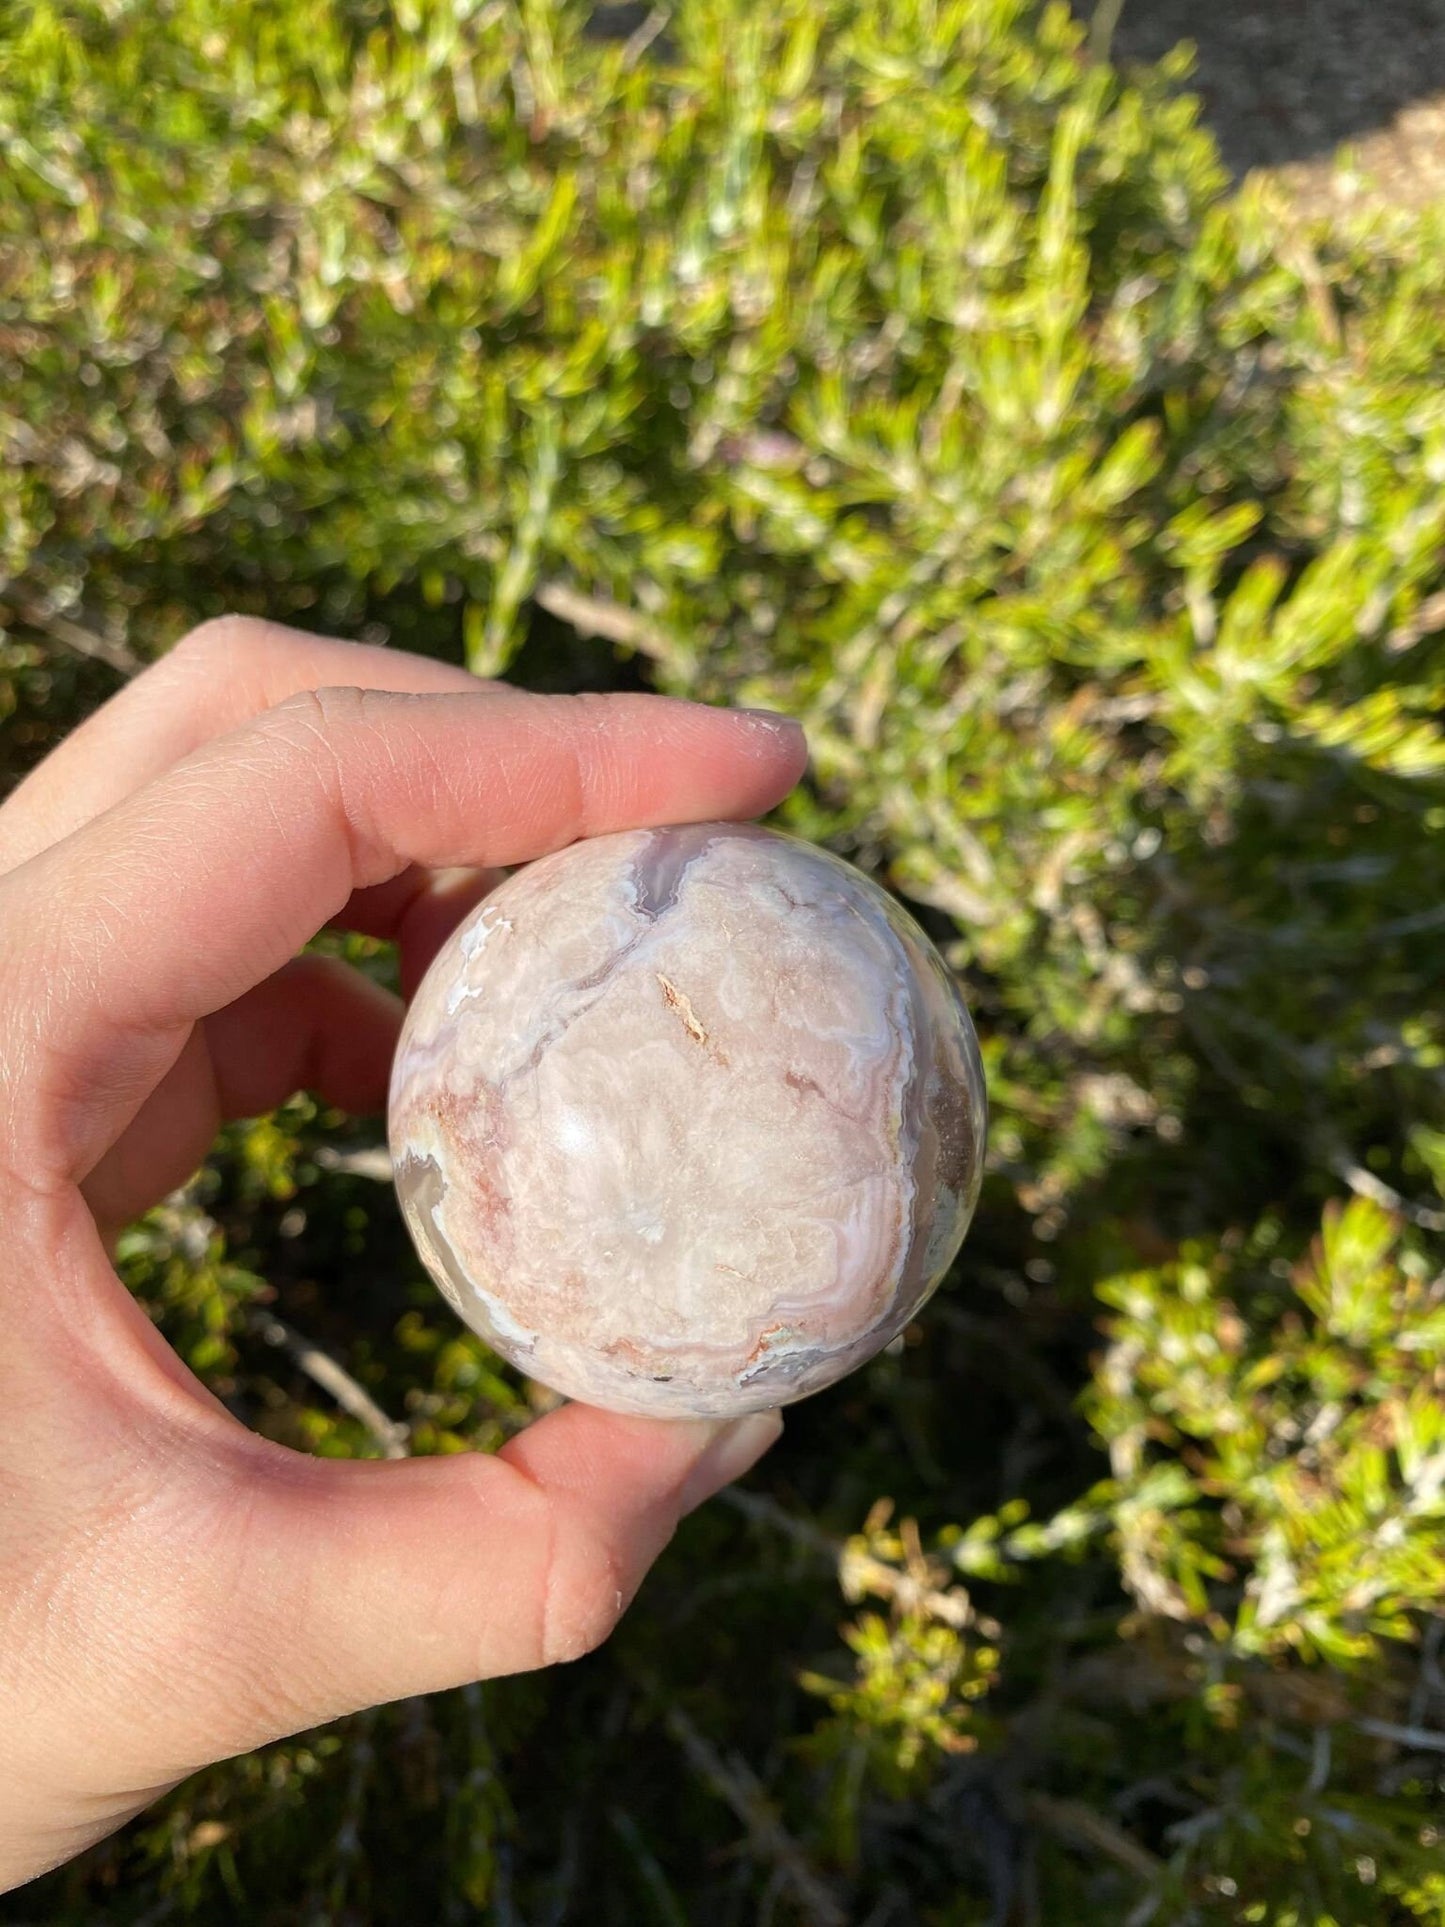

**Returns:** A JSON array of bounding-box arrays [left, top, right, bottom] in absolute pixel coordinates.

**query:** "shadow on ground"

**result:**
[[1088, 0, 1445, 176]]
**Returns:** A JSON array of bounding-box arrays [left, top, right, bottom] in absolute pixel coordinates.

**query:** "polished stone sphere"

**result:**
[[388, 823, 986, 1418]]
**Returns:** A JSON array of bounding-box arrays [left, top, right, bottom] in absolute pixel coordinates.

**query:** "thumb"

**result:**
[[253, 1402, 781, 1700], [177, 1401, 782, 1761], [1, 1195, 784, 1867]]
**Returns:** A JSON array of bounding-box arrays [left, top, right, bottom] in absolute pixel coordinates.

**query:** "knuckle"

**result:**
[[555, 689, 625, 757], [556, 689, 615, 723], [265, 683, 370, 729], [540, 693, 617, 836], [247, 687, 390, 880], [310, 683, 381, 727], [244, 685, 328, 760], [538, 1508, 633, 1668], [168, 613, 271, 672], [262, 683, 325, 725], [254, 683, 364, 752]]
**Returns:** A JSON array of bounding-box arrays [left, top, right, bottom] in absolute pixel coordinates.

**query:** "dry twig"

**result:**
[[247, 1307, 410, 1459], [719, 1487, 983, 1630], [10, 599, 142, 676], [1387, 588, 1445, 656], [1329, 1152, 1445, 1234], [1024, 1792, 1163, 1883], [1354, 1715, 1445, 1756], [662, 1702, 847, 1927], [534, 578, 673, 661], [314, 1143, 396, 1183], [620, 6, 670, 67], [1087, 0, 1127, 64]]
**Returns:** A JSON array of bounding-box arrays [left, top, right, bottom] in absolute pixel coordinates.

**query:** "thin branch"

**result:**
[[534, 578, 674, 661], [9, 599, 142, 676], [1354, 1716, 1445, 1756], [247, 1307, 410, 1458], [1087, 0, 1128, 64], [620, 6, 670, 68], [314, 1143, 396, 1183], [717, 1484, 838, 1557], [1387, 587, 1445, 655], [1329, 1153, 1445, 1234], [1306, 1725, 1332, 1795], [1024, 1792, 1163, 1883], [1279, 237, 1343, 351], [607, 1808, 689, 1927], [1409, 1613, 1445, 1728], [718, 1487, 982, 1630], [662, 1702, 848, 1927], [328, 1707, 377, 1910], [840, 1544, 980, 1631], [934, 1302, 1085, 1428]]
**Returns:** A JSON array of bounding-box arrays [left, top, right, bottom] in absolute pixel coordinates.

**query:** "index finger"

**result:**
[[0, 616, 496, 873], [0, 685, 807, 1189]]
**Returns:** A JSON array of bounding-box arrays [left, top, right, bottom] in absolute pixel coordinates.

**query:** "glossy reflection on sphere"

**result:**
[[388, 823, 986, 1418]]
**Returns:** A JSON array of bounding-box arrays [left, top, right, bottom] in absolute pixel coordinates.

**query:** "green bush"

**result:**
[[4, 1, 1445, 1921]]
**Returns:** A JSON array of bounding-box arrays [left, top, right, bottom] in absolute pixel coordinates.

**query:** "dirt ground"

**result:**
[[1092, 0, 1445, 212], [589, 2, 1445, 216]]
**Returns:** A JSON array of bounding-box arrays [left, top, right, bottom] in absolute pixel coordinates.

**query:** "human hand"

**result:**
[[0, 618, 805, 1891]]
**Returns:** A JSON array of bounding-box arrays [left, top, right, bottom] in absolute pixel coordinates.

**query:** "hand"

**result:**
[[0, 618, 805, 1892]]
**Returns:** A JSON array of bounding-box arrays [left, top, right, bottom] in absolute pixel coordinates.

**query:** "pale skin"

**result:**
[[0, 617, 805, 1892]]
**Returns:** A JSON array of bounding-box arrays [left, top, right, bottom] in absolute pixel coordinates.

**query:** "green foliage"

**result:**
[[1088, 1199, 1445, 1663], [800, 1502, 1001, 1837], [3, 0, 1445, 1921]]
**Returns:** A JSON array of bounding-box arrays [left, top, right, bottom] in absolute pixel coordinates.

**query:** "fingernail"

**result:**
[[679, 1410, 784, 1515], [733, 707, 806, 743]]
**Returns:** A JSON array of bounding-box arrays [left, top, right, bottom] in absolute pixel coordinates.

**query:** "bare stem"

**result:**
[[10, 600, 142, 676], [718, 1487, 983, 1630], [1330, 1152, 1445, 1234], [1025, 1792, 1162, 1882], [620, 6, 670, 68], [1087, 0, 1127, 64], [662, 1702, 848, 1927], [534, 578, 673, 661], [1355, 1715, 1445, 1756], [314, 1143, 396, 1183], [247, 1307, 410, 1459]]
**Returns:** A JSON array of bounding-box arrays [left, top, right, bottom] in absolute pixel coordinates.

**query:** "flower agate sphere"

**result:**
[[388, 823, 986, 1418]]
